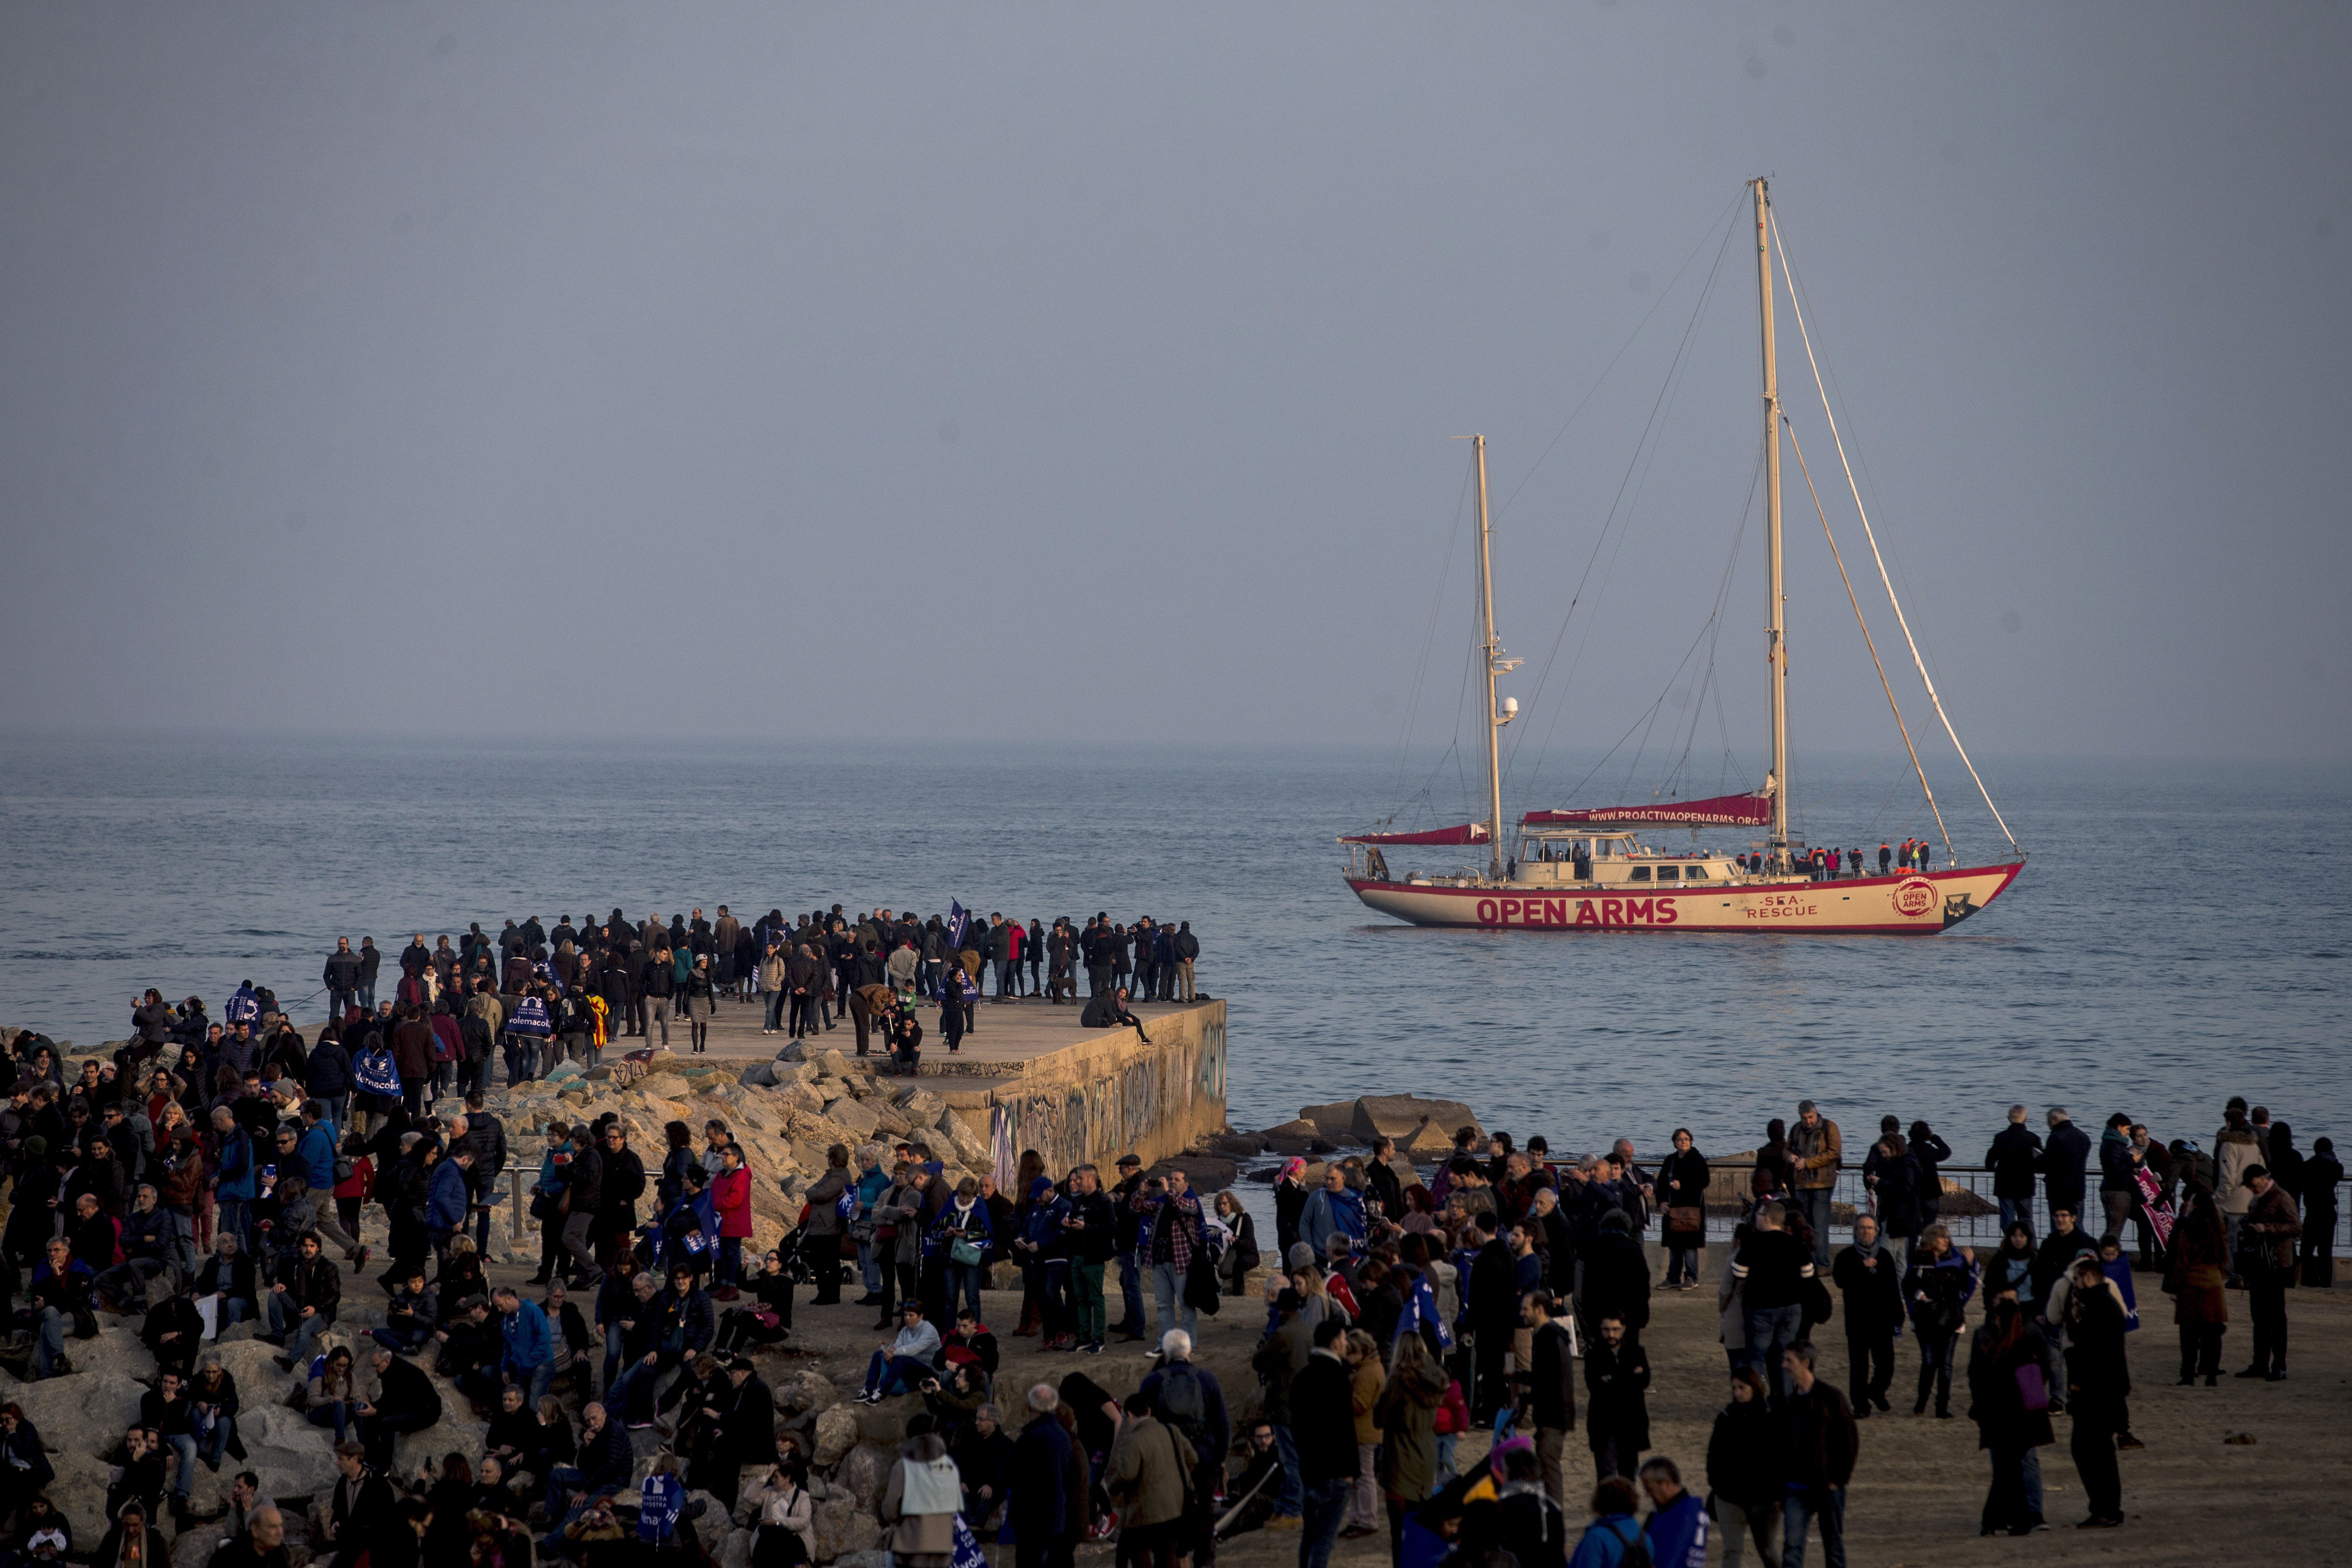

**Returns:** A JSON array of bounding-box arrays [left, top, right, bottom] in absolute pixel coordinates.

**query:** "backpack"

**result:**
[[1154, 1362, 1206, 1445], [1607, 1517, 1651, 1568]]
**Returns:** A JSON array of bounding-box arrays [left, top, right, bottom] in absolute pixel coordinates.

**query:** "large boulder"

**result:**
[[1296, 1102, 1358, 1141], [934, 1112, 991, 1170], [740, 1062, 780, 1088], [11, 1370, 149, 1457], [713, 1527, 754, 1568], [229, 1403, 343, 1500], [392, 1382, 490, 1476], [1351, 1096, 1479, 1145], [810, 1405, 862, 1467], [811, 1496, 881, 1562], [823, 1098, 882, 1137], [45, 1449, 115, 1544], [835, 1443, 893, 1508], [770, 1368, 843, 1417]]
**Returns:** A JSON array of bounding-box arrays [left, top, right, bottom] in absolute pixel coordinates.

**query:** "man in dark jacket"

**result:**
[[355, 1345, 441, 1471], [1524, 1290, 1578, 1509], [1831, 1215, 1903, 1417], [306, 1034, 353, 1129], [323, 1444, 398, 1568], [701, 1356, 773, 1511], [2062, 1257, 2130, 1528], [1079, 988, 1150, 1041], [1774, 1341, 1858, 1568], [560, 1125, 603, 1287], [1464, 1214, 1519, 1421], [2038, 1108, 2092, 1232], [1006, 1385, 1073, 1568], [594, 1124, 645, 1267], [1984, 1106, 2044, 1234], [1291, 1319, 1359, 1568], [1583, 1314, 1649, 1482], [322, 941, 363, 1022]]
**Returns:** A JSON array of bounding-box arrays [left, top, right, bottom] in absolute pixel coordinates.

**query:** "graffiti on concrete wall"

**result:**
[[990, 1011, 1226, 1189]]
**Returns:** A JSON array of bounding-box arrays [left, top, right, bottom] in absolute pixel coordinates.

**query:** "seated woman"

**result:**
[[711, 1250, 795, 1355], [306, 1346, 368, 1445]]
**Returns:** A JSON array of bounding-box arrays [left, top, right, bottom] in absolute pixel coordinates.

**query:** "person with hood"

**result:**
[[1704, 1369, 1780, 1568], [1966, 1285, 2054, 1536], [2302, 1137, 2341, 1287], [2164, 1178, 2231, 1384], [882, 1425, 966, 1568], [2213, 1098, 2264, 1279], [2061, 1256, 2130, 1529], [1902, 1224, 1977, 1417]]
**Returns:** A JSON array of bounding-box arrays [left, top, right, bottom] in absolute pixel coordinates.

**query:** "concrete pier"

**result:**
[[655, 992, 1228, 1176]]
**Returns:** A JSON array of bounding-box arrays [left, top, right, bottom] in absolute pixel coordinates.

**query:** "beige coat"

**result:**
[[1105, 1414, 1198, 1529]]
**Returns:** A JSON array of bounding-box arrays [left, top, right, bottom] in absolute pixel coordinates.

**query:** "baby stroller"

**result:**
[[773, 1219, 820, 1288]]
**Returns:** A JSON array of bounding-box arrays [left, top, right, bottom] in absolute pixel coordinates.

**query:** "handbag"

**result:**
[[949, 1238, 984, 1268], [2013, 1361, 2049, 1411], [1666, 1205, 1704, 1235]]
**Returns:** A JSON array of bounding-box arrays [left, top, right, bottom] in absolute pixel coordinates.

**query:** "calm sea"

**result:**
[[0, 736, 2344, 1162]]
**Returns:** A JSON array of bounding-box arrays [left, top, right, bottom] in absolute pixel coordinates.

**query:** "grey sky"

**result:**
[[3, 3, 2345, 762]]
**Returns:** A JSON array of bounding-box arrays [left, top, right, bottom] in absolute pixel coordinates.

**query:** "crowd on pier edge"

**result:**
[[0, 906, 2337, 1568]]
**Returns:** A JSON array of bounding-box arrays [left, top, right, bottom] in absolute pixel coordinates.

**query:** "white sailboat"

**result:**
[[1341, 179, 2025, 934]]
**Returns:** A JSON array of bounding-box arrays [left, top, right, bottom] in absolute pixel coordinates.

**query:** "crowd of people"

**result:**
[[1, 960, 2342, 1568]]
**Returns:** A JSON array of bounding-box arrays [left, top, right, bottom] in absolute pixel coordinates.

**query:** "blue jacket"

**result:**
[[1006, 1412, 1071, 1536], [426, 1159, 472, 1234], [1300, 1187, 1366, 1258], [1643, 1491, 1710, 1568], [215, 1127, 257, 1202], [297, 1123, 339, 1194], [1566, 1514, 1644, 1568], [501, 1299, 552, 1376]]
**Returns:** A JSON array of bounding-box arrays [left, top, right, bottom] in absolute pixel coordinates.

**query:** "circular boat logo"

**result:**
[[1891, 877, 1938, 918]]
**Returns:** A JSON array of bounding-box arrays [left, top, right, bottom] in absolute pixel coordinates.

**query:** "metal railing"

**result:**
[[1690, 1163, 2349, 1253]]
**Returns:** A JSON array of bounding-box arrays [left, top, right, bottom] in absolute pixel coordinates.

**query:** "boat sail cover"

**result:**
[[1340, 822, 1490, 845], [1521, 790, 1774, 828]]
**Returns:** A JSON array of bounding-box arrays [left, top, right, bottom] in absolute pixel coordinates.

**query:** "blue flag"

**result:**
[[948, 901, 970, 948]]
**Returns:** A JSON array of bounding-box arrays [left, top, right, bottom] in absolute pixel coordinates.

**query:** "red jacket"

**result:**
[[712, 1166, 753, 1238]]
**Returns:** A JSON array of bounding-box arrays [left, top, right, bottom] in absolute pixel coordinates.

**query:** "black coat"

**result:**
[[1467, 1239, 1520, 1335], [1528, 1319, 1577, 1432], [718, 1373, 774, 1464], [1579, 1231, 1651, 1333], [1984, 1124, 2044, 1201], [1830, 1244, 1904, 1335], [2039, 1120, 2091, 1216], [1582, 1341, 1649, 1452], [1704, 1397, 1782, 1508], [1290, 1352, 1360, 1485]]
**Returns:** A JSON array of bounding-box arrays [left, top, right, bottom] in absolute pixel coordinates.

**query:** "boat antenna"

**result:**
[[1769, 208, 2022, 855], [1751, 178, 1790, 863]]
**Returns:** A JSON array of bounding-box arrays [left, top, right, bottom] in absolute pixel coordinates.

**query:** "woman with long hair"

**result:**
[[1704, 1369, 1781, 1568], [1966, 1287, 2055, 1536], [307, 1346, 363, 1443], [1374, 1325, 1448, 1566], [2164, 1178, 2230, 1384], [1750, 1120, 1794, 1208]]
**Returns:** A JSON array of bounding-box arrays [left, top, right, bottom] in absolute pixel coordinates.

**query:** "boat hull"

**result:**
[[1346, 862, 2023, 933]]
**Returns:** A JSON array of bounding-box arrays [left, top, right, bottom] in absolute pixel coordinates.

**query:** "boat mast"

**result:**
[[1473, 434, 1508, 881], [1752, 177, 1790, 863]]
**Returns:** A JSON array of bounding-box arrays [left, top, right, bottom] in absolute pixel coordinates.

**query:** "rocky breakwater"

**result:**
[[480, 1043, 994, 1256]]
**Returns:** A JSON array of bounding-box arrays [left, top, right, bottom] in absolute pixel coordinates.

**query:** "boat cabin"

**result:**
[[1511, 829, 1738, 889]]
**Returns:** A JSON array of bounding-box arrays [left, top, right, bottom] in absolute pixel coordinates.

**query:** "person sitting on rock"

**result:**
[[139, 1279, 205, 1380], [23, 1238, 96, 1378], [1080, 987, 1150, 1042], [374, 1268, 439, 1353], [193, 1232, 258, 1333], [353, 1346, 442, 1472], [88, 1500, 165, 1568], [263, 1231, 339, 1369], [209, 1501, 289, 1568], [104, 1425, 170, 1527], [95, 1184, 174, 1314]]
